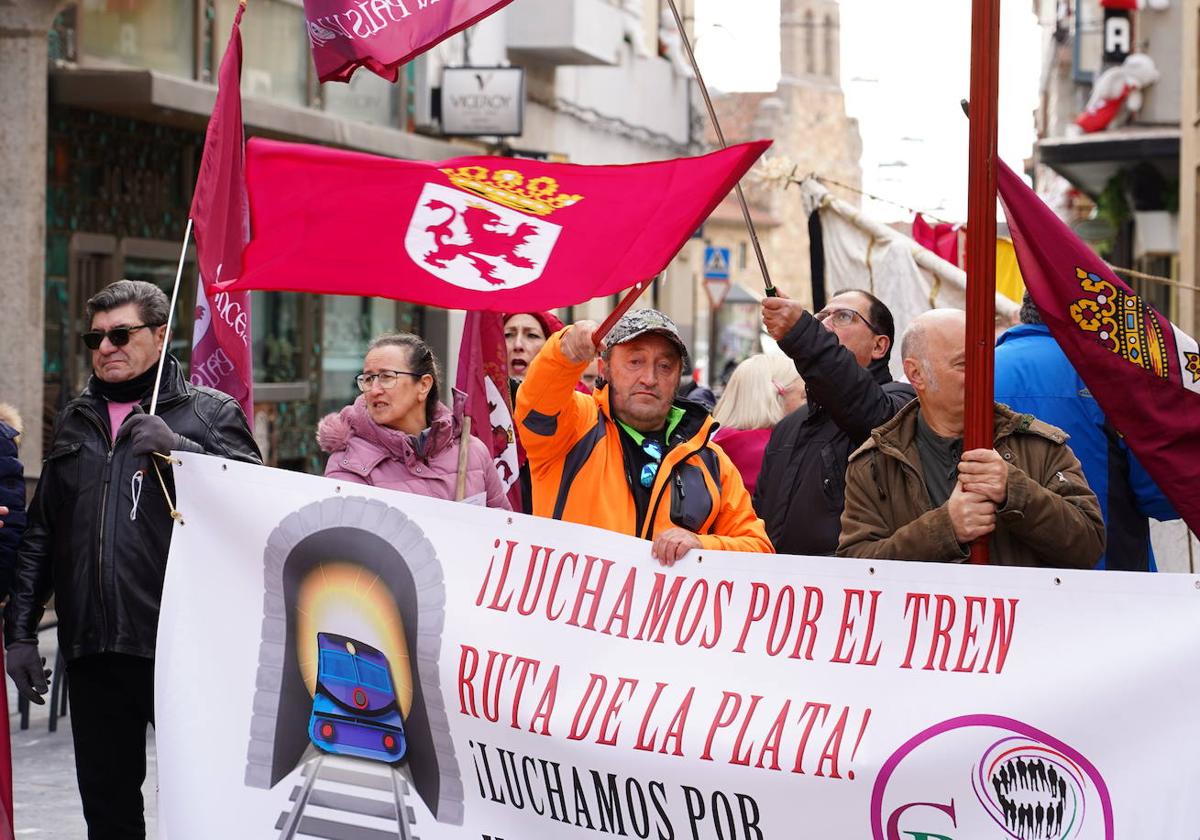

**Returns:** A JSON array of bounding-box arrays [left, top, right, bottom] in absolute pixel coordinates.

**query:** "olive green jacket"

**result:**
[[837, 401, 1104, 568]]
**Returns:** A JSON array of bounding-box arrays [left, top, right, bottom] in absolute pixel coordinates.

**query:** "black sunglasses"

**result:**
[[81, 324, 161, 351]]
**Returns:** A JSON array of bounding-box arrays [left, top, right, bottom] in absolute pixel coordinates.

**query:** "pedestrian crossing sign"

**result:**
[[704, 247, 731, 280]]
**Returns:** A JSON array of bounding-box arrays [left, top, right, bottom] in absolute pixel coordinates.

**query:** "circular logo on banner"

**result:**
[[870, 715, 1114, 840]]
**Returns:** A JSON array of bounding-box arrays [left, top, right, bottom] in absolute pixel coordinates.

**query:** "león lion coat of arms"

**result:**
[[404, 167, 583, 292]]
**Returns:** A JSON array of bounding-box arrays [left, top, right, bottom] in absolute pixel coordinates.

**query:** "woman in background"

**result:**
[[504, 311, 565, 512], [711, 354, 805, 496], [319, 333, 510, 509]]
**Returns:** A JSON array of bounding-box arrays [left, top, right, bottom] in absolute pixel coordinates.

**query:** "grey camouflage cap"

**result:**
[[604, 308, 690, 370]]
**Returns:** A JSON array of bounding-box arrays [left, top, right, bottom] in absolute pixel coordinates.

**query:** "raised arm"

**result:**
[[515, 324, 599, 464]]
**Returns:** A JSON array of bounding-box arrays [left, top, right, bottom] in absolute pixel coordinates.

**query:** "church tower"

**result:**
[[780, 0, 842, 88]]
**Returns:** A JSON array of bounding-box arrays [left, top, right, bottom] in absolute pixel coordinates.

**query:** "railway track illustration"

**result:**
[[276, 753, 419, 840]]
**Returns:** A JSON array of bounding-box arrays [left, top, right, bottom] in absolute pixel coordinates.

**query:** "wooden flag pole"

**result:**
[[663, 0, 777, 297], [964, 0, 1001, 565]]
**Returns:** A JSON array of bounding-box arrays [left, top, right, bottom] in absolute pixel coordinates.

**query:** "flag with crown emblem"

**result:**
[[998, 160, 1200, 534], [218, 137, 771, 311]]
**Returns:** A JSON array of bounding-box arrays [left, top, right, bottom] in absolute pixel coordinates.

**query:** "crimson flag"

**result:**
[[912, 213, 960, 267], [455, 311, 521, 509], [189, 3, 254, 418], [304, 0, 515, 83], [998, 161, 1200, 533], [222, 138, 770, 311]]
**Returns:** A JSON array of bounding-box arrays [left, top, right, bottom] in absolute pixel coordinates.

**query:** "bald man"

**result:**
[[837, 309, 1104, 567]]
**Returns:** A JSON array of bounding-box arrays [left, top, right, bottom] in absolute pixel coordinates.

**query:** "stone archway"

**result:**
[[243, 495, 463, 825]]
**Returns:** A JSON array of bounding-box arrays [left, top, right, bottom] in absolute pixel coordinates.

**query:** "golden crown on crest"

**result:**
[[439, 166, 584, 217], [1069, 266, 1168, 379]]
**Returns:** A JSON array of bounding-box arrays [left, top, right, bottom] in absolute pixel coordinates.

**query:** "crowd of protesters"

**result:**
[[0, 277, 1180, 838]]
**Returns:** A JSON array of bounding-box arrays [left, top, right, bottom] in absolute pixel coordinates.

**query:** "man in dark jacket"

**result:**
[[4, 280, 260, 840], [0, 403, 26, 600], [755, 289, 914, 555], [995, 294, 1178, 570]]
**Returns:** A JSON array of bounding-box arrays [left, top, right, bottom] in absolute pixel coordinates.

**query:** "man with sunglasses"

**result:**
[[5, 280, 260, 839], [516, 309, 771, 565], [756, 289, 915, 556]]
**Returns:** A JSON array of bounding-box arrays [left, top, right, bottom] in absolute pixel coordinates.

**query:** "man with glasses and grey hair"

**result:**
[[755, 290, 915, 556], [515, 309, 771, 565], [4, 279, 260, 839]]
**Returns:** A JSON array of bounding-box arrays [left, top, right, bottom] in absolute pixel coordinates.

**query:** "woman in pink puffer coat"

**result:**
[[317, 333, 511, 509]]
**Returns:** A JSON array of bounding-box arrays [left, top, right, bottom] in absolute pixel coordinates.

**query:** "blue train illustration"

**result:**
[[309, 632, 408, 764]]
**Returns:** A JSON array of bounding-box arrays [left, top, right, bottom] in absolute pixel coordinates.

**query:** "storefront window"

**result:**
[[217, 0, 309, 107], [253, 291, 305, 383], [79, 0, 196, 79], [323, 70, 398, 127], [320, 297, 422, 416]]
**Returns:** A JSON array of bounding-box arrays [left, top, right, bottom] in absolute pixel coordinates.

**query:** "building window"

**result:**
[[253, 292, 307, 384], [320, 297, 424, 417], [323, 69, 400, 127], [823, 14, 835, 78], [217, 0, 309, 107], [804, 10, 815, 75], [78, 0, 198, 78], [738, 242, 748, 270]]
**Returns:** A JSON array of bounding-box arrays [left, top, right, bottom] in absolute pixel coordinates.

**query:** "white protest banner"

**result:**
[[159, 454, 1200, 839]]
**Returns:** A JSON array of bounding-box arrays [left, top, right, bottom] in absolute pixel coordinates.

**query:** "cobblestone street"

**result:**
[[8, 632, 158, 839]]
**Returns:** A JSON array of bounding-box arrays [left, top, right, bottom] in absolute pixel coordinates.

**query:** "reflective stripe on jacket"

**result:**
[[515, 330, 773, 554]]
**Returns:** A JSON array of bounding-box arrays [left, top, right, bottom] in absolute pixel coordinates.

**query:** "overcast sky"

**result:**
[[694, 0, 1043, 222]]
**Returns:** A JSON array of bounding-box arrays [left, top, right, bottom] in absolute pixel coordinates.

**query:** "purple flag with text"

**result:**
[[304, 0, 515, 83]]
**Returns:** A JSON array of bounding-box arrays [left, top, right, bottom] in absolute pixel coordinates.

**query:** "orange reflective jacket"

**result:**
[[515, 330, 773, 554]]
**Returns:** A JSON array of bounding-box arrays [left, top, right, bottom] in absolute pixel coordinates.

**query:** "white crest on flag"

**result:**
[[405, 183, 560, 292], [484, 376, 519, 490]]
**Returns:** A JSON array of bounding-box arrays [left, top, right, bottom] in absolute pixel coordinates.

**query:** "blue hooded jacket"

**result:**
[[995, 323, 1178, 571], [0, 414, 26, 598]]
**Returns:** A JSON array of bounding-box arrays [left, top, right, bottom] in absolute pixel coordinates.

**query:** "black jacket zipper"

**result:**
[[77, 405, 114, 643]]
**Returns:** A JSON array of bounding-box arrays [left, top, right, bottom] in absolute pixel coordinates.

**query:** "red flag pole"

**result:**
[[593, 278, 653, 349], [964, 0, 1001, 565]]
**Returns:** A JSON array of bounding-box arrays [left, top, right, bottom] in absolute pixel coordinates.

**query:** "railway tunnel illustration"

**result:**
[[244, 495, 464, 827]]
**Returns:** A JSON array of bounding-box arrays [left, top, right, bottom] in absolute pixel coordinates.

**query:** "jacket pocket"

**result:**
[[43, 441, 84, 503], [819, 442, 845, 512], [669, 463, 714, 533]]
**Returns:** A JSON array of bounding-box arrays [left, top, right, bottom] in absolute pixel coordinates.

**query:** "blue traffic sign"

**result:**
[[704, 247, 731, 280]]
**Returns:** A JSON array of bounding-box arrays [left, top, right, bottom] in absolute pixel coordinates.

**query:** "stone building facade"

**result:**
[[698, 0, 862, 381]]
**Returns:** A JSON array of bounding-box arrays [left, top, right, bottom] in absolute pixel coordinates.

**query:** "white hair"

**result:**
[[712, 354, 802, 430]]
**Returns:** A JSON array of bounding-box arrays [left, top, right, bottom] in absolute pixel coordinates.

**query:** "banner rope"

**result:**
[[794, 174, 1195, 293]]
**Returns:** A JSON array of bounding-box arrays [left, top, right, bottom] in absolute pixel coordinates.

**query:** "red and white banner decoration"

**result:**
[[158, 455, 1200, 839]]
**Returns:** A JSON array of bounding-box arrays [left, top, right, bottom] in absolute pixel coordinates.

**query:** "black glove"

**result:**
[[6, 640, 50, 705], [121, 409, 180, 457]]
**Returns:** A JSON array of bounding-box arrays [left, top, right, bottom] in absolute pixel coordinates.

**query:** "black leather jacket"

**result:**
[[753, 313, 915, 556], [4, 358, 261, 661]]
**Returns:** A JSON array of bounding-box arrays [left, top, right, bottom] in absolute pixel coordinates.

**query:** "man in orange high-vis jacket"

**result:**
[[516, 309, 772, 564]]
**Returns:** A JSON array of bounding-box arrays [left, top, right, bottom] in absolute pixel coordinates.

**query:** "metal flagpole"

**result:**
[[142, 217, 193, 524], [150, 217, 194, 416], [964, 0, 1001, 565], [664, 0, 777, 297]]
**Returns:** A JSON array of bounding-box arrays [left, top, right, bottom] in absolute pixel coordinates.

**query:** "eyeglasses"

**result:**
[[81, 324, 161, 351], [815, 307, 880, 335], [639, 439, 664, 488], [355, 370, 425, 392]]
